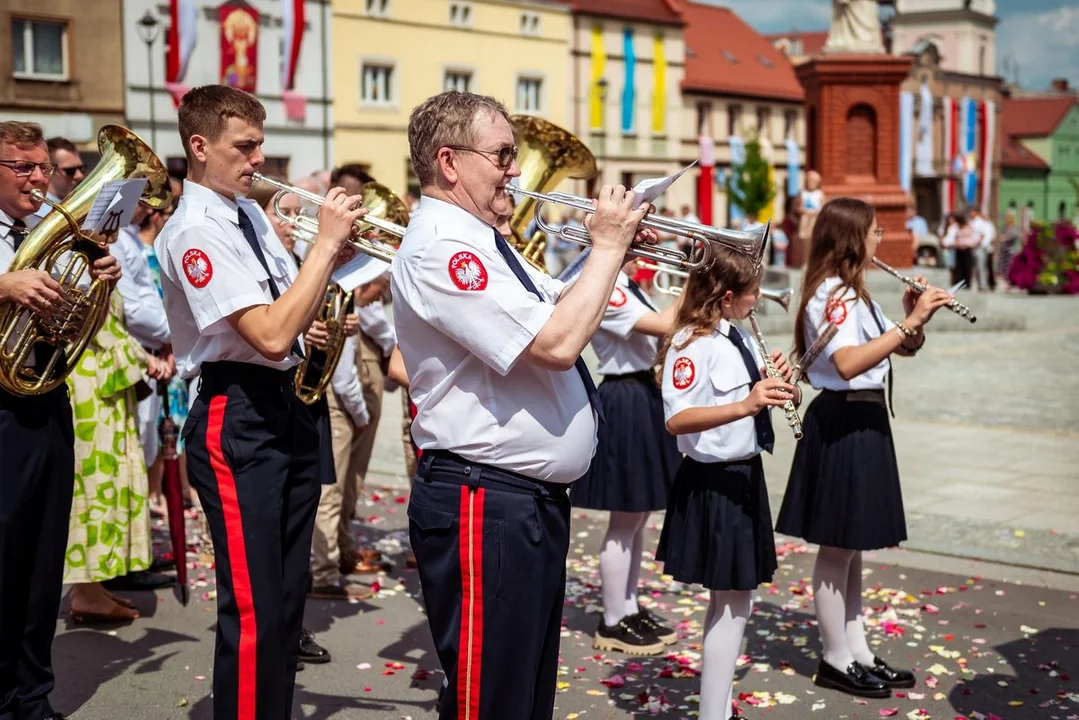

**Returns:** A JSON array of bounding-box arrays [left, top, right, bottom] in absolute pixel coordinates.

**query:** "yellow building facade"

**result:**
[[333, 0, 571, 196]]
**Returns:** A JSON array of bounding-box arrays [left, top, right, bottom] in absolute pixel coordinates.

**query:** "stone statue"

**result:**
[[823, 0, 885, 54]]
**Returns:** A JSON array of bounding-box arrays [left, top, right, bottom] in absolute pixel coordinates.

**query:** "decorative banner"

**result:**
[[166, 0, 197, 84], [728, 134, 745, 228], [980, 99, 995, 215], [786, 135, 800, 198], [899, 91, 915, 193], [697, 136, 715, 226], [915, 82, 934, 176], [219, 3, 259, 93], [942, 96, 956, 216], [589, 25, 605, 129], [621, 29, 635, 133], [960, 96, 978, 207], [651, 34, 666, 135], [758, 137, 775, 223], [280, 0, 305, 91]]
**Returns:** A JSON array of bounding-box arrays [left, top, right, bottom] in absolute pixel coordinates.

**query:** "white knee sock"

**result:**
[[844, 551, 877, 666], [699, 590, 753, 720], [623, 516, 648, 617], [813, 546, 856, 672], [600, 512, 648, 626]]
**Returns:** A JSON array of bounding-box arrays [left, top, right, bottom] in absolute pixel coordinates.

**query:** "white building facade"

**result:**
[[122, 0, 333, 178]]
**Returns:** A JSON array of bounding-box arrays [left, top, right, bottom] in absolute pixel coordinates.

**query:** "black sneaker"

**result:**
[[629, 606, 678, 645], [298, 628, 331, 664], [592, 617, 666, 656]]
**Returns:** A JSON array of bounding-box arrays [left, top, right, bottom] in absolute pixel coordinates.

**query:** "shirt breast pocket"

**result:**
[[709, 364, 751, 400]]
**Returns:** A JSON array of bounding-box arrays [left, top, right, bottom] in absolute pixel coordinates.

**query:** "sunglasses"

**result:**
[[60, 165, 85, 178], [446, 144, 518, 169], [0, 160, 58, 178]]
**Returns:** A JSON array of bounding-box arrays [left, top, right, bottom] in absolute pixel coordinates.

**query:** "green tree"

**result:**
[[727, 137, 776, 222]]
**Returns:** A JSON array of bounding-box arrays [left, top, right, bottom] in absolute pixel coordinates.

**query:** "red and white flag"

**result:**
[[281, 0, 305, 91], [166, 0, 197, 85]]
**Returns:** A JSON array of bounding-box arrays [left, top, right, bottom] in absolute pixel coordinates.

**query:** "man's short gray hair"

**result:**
[[408, 91, 510, 188]]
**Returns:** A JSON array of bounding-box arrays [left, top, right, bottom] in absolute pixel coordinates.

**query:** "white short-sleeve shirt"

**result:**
[[155, 180, 303, 380], [803, 277, 894, 391], [661, 320, 768, 463], [391, 196, 596, 484], [592, 272, 660, 375]]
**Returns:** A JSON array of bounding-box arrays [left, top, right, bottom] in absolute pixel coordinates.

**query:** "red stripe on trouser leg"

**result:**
[[457, 485, 485, 720], [207, 396, 258, 720]]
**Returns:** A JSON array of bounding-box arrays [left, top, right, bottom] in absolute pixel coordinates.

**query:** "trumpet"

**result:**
[[507, 185, 769, 272], [634, 260, 792, 310], [872, 257, 976, 323], [252, 173, 405, 262], [747, 311, 803, 440]]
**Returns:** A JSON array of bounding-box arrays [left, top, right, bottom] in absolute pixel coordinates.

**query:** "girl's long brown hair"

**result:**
[[654, 248, 759, 383], [793, 197, 875, 360]]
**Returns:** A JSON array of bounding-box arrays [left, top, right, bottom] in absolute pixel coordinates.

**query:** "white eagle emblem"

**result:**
[[448, 251, 488, 291], [182, 248, 213, 288], [672, 356, 695, 390]]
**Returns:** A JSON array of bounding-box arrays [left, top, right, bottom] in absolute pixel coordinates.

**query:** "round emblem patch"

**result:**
[[672, 357, 695, 390], [609, 287, 627, 307], [826, 297, 848, 325], [448, 251, 488, 291], [182, 248, 213, 288]]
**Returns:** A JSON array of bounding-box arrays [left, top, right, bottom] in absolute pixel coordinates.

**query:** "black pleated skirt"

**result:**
[[775, 389, 907, 550], [570, 371, 680, 513], [656, 455, 778, 591]]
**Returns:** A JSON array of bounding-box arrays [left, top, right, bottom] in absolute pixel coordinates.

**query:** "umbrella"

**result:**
[[158, 380, 189, 605]]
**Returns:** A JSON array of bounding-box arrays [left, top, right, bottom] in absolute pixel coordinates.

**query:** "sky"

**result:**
[[701, 0, 1079, 92]]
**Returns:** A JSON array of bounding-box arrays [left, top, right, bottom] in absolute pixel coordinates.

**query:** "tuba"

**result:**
[[293, 182, 409, 405], [0, 125, 171, 395], [508, 115, 597, 272]]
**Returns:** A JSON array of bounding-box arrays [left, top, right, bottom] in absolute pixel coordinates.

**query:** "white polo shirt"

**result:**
[[155, 180, 303, 380], [661, 320, 768, 463], [802, 277, 894, 391], [592, 272, 660, 375], [391, 195, 596, 484]]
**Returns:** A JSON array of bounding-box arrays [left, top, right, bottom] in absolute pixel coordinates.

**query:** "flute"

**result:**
[[747, 311, 803, 440], [871, 257, 977, 323]]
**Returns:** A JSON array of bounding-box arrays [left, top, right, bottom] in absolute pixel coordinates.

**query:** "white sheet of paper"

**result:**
[[631, 160, 698, 209], [81, 178, 147, 234], [332, 252, 390, 293]]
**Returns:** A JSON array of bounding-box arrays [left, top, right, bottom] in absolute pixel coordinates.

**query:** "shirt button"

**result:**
[[463, 466, 471, 474]]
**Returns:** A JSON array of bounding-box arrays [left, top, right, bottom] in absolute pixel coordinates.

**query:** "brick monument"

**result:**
[[794, 0, 914, 268]]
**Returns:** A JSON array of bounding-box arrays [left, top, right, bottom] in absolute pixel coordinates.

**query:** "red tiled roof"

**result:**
[[549, 0, 684, 26], [765, 30, 829, 57], [681, 4, 804, 102], [1000, 136, 1049, 170], [1002, 97, 1076, 137]]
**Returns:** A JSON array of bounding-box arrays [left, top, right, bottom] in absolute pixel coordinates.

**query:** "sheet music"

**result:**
[[631, 161, 698, 209], [332, 252, 390, 293], [81, 179, 147, 234]]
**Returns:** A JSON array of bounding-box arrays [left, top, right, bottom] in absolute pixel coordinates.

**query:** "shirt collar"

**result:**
[[715, 318, 733, 338], [182, 179, 242, 226], [417, 195, 498, 248], [0, 206, 36, 247]]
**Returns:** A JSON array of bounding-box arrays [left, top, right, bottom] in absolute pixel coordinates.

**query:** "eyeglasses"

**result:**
[[60, 165, 85, 178], [446, 144, 519, 169], [0, 160, 58, 178]]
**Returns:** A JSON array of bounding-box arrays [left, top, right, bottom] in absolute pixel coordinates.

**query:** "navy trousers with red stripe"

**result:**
[[0, 387, 73, 720], [408, 451, 571, 720], [183, 362, 321, 720]]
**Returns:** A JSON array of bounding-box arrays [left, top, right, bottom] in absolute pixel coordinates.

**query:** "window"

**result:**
[[696, 102, 712, 136], [519, 12, 540, 35], [978, 43, 986, 75], [11, 18, 67, 80], [727, 104, 742, 137], [784, 109, 797, 140], [360, 63, 394, 105], [364, 0, 389, 16], [444, 69, 472, 93], [449, 2, 472, 27], [516, 76, 543, 112], [262, 156, 291, 178], [757, 107, 771, 140]]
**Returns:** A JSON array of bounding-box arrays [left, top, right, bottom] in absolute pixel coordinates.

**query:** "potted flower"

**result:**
[[1007, 221, 1079, 295]]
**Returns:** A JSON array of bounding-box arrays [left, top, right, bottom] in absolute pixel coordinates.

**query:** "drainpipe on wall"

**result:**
[[321, 0, 330, 170]]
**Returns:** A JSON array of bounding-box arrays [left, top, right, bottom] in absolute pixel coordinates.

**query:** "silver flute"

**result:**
[[747, 311, 803, 440], [872, 257, 977, 323]]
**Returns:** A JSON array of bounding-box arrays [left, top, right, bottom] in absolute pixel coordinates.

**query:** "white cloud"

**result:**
[[693, 0, 832, 31], [996, 6, 1079, 90]]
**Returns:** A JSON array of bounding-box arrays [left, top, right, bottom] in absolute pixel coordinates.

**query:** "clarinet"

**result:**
[[872, 257, 977, 323], [747, 311, 803, 440]]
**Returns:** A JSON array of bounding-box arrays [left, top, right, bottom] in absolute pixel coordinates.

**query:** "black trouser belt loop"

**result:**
[[467, 466, 482, 492]]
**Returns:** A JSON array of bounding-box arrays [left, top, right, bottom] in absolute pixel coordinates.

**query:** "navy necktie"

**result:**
[[625, 277, 657, 311], [726, 327, 775, 453], [10, 218, 27, 251], [238, 208, 304, 360], [867, 303, 895, 418], [491, 228, 603, 422]]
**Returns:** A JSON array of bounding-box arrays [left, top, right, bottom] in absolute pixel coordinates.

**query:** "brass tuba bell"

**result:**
[[0, 125, 171, 396], [508, 115, 597, 272]]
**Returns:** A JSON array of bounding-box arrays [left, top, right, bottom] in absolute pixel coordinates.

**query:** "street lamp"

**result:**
[[136, 10, 161, 150]]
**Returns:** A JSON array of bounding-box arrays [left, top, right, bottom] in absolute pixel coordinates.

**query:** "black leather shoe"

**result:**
[[102, 570, 176, 591], [298, 628, 331, 664], [868, 656, 916, 688], [813, 659, 891, 698]]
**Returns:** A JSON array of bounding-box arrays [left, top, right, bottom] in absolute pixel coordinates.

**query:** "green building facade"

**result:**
[[1000, 100, 1079, 224]]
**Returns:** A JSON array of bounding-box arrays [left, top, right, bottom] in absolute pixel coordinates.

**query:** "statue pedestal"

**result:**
[[795, 54, 914, 268]]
